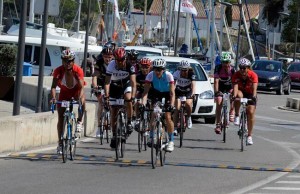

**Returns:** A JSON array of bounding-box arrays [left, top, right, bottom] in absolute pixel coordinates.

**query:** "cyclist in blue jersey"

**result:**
[[141, 58, 176, 152]]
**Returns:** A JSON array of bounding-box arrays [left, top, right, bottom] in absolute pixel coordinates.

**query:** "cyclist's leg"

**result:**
[[229, 89, 235, 122], [173, 98, 180, 135], [96, 94, 103, 137], [234, 90, 243, 125], [124, 88, 133, 134], [109, 105, 118, 148], [57, 107, 65, 143], [214, 93, 223, 133], [246, 95, 256, 145], [186, 98, 193, 128]]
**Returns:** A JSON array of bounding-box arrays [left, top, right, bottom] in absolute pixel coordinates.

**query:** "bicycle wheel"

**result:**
[[105, 111, 110, 143], [179, 108, 184, 148], [99, 125, 104, 145], [62, 117, 68, 163], [222, 106, 227, 143], [151, 122, 160, 169], [160, 124, 167, 166], [137, 119, 142, 152], [115, 112, 123, 160], [70, 118, 77, 161], [240, 112, 246, 152]]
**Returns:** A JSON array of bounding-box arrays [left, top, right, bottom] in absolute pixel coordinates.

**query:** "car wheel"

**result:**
[[204, 117, 215, 124], [276, 83, 283, 95], [284, 82, 291, 95]]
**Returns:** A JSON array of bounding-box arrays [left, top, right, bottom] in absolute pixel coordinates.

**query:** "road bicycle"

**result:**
[[51, 99, 82, 163], [177, 96, 187, 148], [110, 97, 127, 160], [236, 98, 250, 152], [91, 85, 111, 145], [136, 99, 150, 152], [220, 93, 230, 143], [146, 98, 170, 169]]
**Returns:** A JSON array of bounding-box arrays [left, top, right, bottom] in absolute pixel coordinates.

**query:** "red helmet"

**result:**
[[140, 57, 152, 67], [113, 48, 126, 60]]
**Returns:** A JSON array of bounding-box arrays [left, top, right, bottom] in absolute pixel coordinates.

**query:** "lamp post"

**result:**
[[294, 8, 299, 62]]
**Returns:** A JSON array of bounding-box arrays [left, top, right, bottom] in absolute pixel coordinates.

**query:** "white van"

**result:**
[[0, 35, 102, 75]]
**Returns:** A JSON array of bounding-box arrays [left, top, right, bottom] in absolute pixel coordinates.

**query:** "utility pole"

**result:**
[[162, 0, 168, 43], [0, 0, 3, 32], [13, 0, 28, 116], [77, 0, 82, 32], [167, 0, 174, 44], [36, 0, 49, 113], [184, 0, 192, 54], [293, 8, 299, 62], [219, 0, 224, 54], [143, 0, 147, 43], [210, 0, 216, 75], [29, 0, 35, 23], [174, 0, 182, 56], [83, 0, 91, 77]]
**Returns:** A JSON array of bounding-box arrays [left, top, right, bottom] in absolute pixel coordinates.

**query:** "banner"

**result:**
[[174, 0, 198, 16], [108, 0, 120, 20]]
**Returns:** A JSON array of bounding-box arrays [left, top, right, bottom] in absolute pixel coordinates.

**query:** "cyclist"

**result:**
[[134, 57, 152, 129], [232, 58, 258, 145], [50, 49, 86, 154], [173, 60, 195, 135], [127, 49, 139, 73], [214, 52, 236, 134], [92, 46, 114, 137], [104, 47, 137, 148], [141, 58, 176, 152]]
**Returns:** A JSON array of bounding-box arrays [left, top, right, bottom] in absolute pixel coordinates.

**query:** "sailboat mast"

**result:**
[[77, 0, 82, 32], [143, 0, 147, 43]]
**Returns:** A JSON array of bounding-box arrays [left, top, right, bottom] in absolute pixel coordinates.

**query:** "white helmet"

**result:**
[[179, 60, 190, 70], [238, 58, 251, 67], [61, 49, 76, 60], [152, 58, 166, 69]]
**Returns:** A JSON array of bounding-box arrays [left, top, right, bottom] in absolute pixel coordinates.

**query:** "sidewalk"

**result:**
[[0, 100, 35, 118]]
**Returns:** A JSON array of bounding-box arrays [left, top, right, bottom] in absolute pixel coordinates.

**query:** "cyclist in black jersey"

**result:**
[[92, 46, 114, 137], [127, 49, 139, 73], [104, 47, 137, 148]]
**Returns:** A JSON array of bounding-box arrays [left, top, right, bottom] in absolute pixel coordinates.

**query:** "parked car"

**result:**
[[147, 56, 216, 123], [201, 62, 214, 84], [252, 60, 291, 95], [288, 62, 300, 90]]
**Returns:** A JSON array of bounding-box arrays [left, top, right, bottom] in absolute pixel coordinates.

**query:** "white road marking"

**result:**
[[229, 136, 300, 194], [287, 175, 300, 178], [276, 181, 300, 184], [262, 187, 300, 191]]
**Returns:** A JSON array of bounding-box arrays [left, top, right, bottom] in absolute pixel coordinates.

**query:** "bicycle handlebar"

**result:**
[[50, 100, 82, 114]]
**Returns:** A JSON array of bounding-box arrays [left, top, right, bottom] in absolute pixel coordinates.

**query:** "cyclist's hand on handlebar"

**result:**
[[166, 105, 176, 112], [214, 91, 223, 97], [250, 96, 257, 103], [50, 98, 56, 104]]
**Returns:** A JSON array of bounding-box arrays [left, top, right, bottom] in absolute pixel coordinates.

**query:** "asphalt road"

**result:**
[[1, 90, 300, 194]]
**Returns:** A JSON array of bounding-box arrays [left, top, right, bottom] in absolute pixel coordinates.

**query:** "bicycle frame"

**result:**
[[221, 93, 230, 143], [237, 98, 249, 152], [178, 96, 187, 148]]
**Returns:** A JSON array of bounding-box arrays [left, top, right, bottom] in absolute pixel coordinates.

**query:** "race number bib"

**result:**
[[240, 98, 248, 103], [179, 96, 186, 102], [61, 101, 70, 108], [116, 99, 124, 105]]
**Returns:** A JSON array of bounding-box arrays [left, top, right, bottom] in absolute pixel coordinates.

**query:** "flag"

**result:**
[[174, 0, 198, 16], [108, 0, 120, 20]]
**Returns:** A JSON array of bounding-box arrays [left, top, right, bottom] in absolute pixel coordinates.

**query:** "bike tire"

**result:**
[[99, 125, 103, 145], [240, 112, 245, 152], [62, 117, 68, 163], [137, 119, 142, 152], [160, 124, 167, 167], [105, 111, 110, 143], [70, 118, 77, 161], [151, 123, 160, 169], [222, 106, 227, 143], [115, 112, 123, 160], [179, 108, 184, 148]]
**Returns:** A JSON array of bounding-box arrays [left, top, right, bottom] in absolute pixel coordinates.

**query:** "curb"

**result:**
[[277, 106, 300, 112]]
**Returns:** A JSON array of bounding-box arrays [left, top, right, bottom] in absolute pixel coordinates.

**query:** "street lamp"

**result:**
[[294, 8, 299, 62]]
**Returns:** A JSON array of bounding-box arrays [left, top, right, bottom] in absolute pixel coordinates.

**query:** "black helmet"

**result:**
[[101, 46, 113, 55], [104, 41, 116, 51], [127, 49, 139, 60]]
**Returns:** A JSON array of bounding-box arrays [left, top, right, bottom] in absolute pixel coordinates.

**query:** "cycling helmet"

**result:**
[[220, 52, 232, 62], [113, 47, 126, 60], [104, 40, 116, 51], [179, 60, 190, 70], [238, 58, 252, 67], [152, 58, 166, 69], [140, 57, 152, 67], [101, 46, 113, 55], [127, 49, 139, 60], [61, 49, 76, 60]]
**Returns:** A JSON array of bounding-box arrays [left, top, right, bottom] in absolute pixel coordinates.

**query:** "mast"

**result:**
[[77, 0, 82, 32], [143, 0, 147, 43]]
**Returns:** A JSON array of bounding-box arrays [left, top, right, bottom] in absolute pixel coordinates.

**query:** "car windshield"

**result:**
[[202, 64, 211, 71], [165, 62, 207, 81], [288, 63, 300, 72], [136, 51, 162, 59], [252, 61, 281, 72]]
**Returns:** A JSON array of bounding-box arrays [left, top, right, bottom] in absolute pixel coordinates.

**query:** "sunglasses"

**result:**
[[63, 59, 74, 63], [181, 69, 188, 72], [239, 66, 247, 70], [154, 68, 164, 72], [141, 66, 149, 69]]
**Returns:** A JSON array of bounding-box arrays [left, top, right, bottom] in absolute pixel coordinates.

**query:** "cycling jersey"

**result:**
[[232, 70, 258, 95], [53, 64, 84, 101], [93, 55, 107, 88], [145, 71, 174, 92], [136, 71, 147, 93], [173, 70, 195, 96], [106, 60, 135, 98], [214, 65, 235, 93]]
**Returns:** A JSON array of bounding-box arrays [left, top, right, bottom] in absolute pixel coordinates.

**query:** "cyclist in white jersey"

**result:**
[[173, 60, 195, 135], [104, 47, 137, 148], [141, 58, 176, 152]]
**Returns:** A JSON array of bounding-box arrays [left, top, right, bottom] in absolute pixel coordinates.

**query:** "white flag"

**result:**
[[108, 0, 120, 20], [174, 0, 198, 16]]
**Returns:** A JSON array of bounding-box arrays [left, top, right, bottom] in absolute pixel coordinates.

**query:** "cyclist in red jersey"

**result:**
[[51, 49, 86, 154], [231, 58, 258, 145]]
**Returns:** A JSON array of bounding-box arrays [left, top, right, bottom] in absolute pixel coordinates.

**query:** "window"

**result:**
[[165, 62, 207, 81], [33, 46, 51, 67]]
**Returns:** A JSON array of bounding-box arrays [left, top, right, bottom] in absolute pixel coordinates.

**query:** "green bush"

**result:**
[[0, 44, 17, 76]]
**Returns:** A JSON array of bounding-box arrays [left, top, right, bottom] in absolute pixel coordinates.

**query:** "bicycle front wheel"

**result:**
[[151, 122, 160, 169], [115, 112, 125, 160], [70, 118, 77, 161], [105, 111, 110, 143], [179, 108, 184, 148], [61, 117, 68, 163], [222, 106, 227, 143], [240, 112, 246, 152]]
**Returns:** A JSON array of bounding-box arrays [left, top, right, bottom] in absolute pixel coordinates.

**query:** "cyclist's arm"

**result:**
[[142, 83, 150, 105], [51, 78, 58, 99], [252, 82, 258, 97], [104, 75, 111, 98], [232, 83, 238, 98], [214, 78, 219, 93], [191, 80, 196, 96], [130, 74, 137, 99], [170, 83, 175, 107], [78, 79, 85, 99], [92, 75, 98, 88]]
